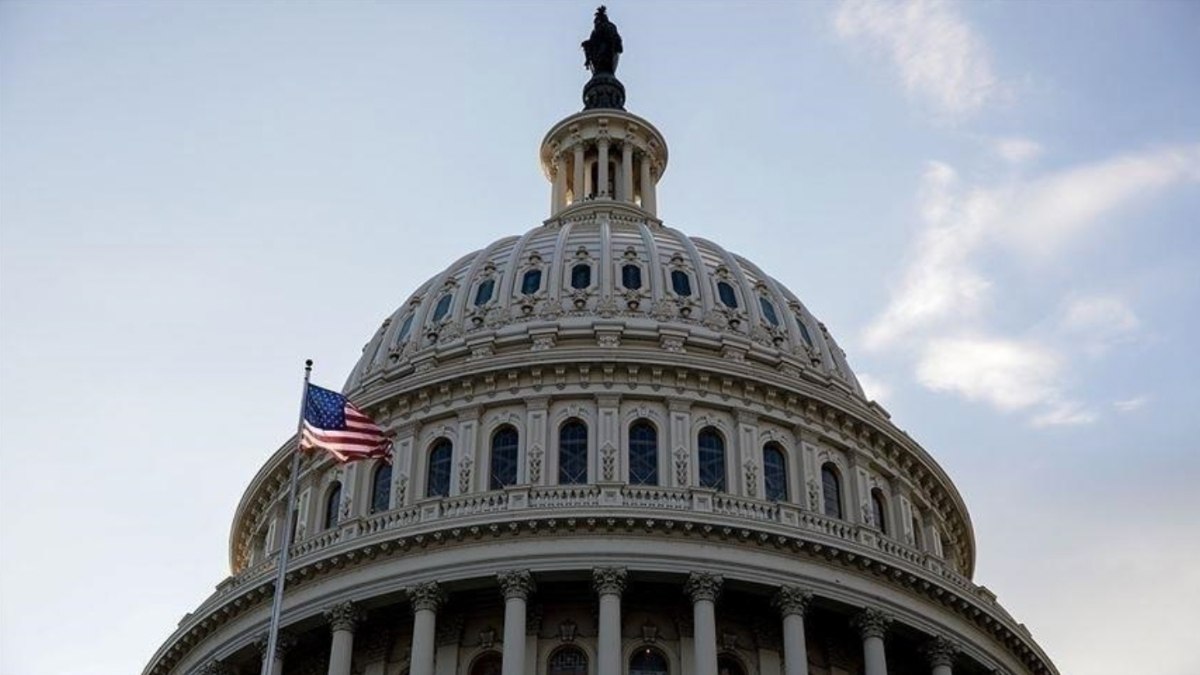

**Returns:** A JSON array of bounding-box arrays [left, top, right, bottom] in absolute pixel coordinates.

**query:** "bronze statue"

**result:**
[[582, 6, 622, 76]]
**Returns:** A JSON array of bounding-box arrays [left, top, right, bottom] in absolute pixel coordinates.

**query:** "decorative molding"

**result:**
[[497, 569, 535, 601], [684, 571, 723, 604], [528, 444, 544, 483], [601, 443, 617, 481], [558, 619, 578, 643], [592, 566, 628, 596], [457, 456, 473, 494]]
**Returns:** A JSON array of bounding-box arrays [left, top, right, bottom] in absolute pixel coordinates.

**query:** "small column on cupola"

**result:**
[[540, 6, 669, 219]]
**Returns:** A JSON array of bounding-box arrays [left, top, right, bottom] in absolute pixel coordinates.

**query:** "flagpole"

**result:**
[[260, 358, 312, 675]]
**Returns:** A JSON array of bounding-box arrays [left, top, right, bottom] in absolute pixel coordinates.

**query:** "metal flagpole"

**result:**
[[260, 358, 313, 675]]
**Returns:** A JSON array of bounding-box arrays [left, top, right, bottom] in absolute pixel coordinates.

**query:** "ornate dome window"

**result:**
[[871, 488, 888, 535], [370, 463, 391, 514], [547, 645, 588, 675], [490, 426, 520, 489], [821, 463, 843, 519], [717, 281, 738, 309], [629, 420, 658, 486], [759, 297, 780, 327], [630, 647, 669, 675], [432, 294, 453, 322], [698, 427, 726, 490], [427, 439, 452, 498], [323, 482, 342, 530], [912, 514, 925, 550], [558, 419, 588, 484], [794, 312, 815, 348], [762, 443, 787, 502], [521, 269, 543, 295], [395, 314, 414, 345], [570, 263, 592, 290], [474, 279, 495, 306], [622, 263, 643, 290], [670, 270, 692, 296]]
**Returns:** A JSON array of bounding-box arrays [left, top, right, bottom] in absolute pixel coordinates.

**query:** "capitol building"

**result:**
[[145, 10, 1058, 675]]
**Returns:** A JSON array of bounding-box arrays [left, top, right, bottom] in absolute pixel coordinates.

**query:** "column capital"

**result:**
[[772, 585, 813, 617], [923, 636, 960, 668], [853, 607, 893, 641], [497, 569, 536, 601], [684, 571, 723, 604], [409, 581, 446, 613], [255, 630, 297, 660], [592, 566, 628, 596], [324, 601, 363, 633]]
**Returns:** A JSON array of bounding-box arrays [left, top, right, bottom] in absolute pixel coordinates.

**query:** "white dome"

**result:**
[[346, 217, 863, 399]]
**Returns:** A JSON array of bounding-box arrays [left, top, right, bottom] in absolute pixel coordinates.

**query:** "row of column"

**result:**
[[552, 139, 657, 214], [228, 574, 963, 675]]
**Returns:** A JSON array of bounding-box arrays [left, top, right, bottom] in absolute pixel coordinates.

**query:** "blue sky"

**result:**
[[1, 2, 1198, 674]]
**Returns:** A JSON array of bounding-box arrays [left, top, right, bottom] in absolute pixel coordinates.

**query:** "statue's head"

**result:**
[[595, 6, 607, 24]]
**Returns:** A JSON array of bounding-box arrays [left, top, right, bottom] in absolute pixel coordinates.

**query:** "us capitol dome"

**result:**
[[145, 9, 1058, 675]]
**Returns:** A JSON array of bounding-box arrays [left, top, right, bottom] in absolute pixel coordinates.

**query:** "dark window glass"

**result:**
[[718, 655, 747, 675], [759, 297, 780, 326], [762, 443, 788, 502], [698, 427, 726, 490], [558, 420, 588, 484], [371, 463, 392, 513], [912, 516, 924, 550], [427, 440, 452, 498], [717, 281, 738, 308], [432, 294, 453, 322], [289, 509, 298, 544], [628, 421, 658, 486], [521, 269, 542, 295], [470, 652, 502, 675], [548, 647, 588, 675], [474, 279, 495, 306], [872, 489, 888, 534], [821, 464, 842, 519], [622, 264, 643, 290], [630, 648, 669, 675], [396, 314, 414, 343], [796, 315, 814, 347], [670, 270, 692, 296], [324, 482, 342, 530], [490, 426, 519, 489], [571, 263, 591, 289]]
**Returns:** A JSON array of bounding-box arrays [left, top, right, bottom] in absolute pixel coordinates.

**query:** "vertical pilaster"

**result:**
[[685, 572, 723, 675], [552, 153, 567, 213], [621, 141, 634, 202], [325, 602, 362, 675], [456, 408, 480, 494], [409, 582, 445, 675], [497, 570, 534, 675], [668, 401, 692, 488], [853, 608, 892, 675], [773, 587, 812, 675], [596, 394, 621, 482], [735, 411, 759, 498], [393, 424, 416, 508], [642, 158, 657, 215], [525, 398, 549, 486], [573, 143, 586, 203], [597, 137, 611, 197], [593, 567, 628, 675]]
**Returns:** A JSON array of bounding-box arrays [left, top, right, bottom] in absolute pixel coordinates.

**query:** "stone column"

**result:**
[[685, 572, 723, 675], [325, 601, 362, 675], [923, 636, 959, 675], [639, 154, 655, 214], [597, 137, 611, 197], [773, 586, 812, 675], [593, 567, 628, 675], [497, 570, 534, 675], [409, 582, 445, 675], [573, 143, 586, 203], [255, 631, 296, 675], [853, 608, 892, 675], [552, 153, 567, 214], [621, 142, 634, 202]]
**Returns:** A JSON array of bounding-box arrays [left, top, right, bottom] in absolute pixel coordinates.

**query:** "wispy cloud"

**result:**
[[833, 0, 1000, 117], [915, 336, 1061, 411], [1059, 295, 1141, 357], [1113, 396, 1149, 413], [856, 373, 893, 405], [994, 137, 1042, 165]]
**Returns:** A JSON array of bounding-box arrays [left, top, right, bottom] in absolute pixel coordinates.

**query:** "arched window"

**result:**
[[622, 264, 643, 290], [795, 315, 814, 348], [396, 314, 415, 345], [474, 279, 495, 306], [432, 293, 453, 322], [670, 270, 692, 296], [698, 427, 726, 490], [426, 439, 452, 498], [629, 420, 658, 486], [718, 655, 747, 675], [558, 419, 588, 484], [370, 462, 392, 513], [821, 463, 843, 519], [521, 269, 543, 295], [490, 426, 519, 489], [762, 443, 788, 502], [759, 297, 780, 326], [469, 651, 502, 675], [871, 488, 888, 534], [571, 263, 591, 289], [630, 647, 669, 675], [324, 482, 342, 530], [912, 515, 924, 550], [547, 646, 588, 675], [717, 281, 738, 308]]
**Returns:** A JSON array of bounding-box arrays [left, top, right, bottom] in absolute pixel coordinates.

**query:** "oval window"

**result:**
[[759, 297, 779, 326], [717, 282, 738, 308], [521, 269, 542, 295], [396, 314, 414, 343], [474, 279, 495, 306], [670, 270, 692, 296], [432, 294, 453, 322], [622, 264, 643, 290]]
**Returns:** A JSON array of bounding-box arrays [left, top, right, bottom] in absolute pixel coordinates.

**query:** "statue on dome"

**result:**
[[582, 6, 622, 76]]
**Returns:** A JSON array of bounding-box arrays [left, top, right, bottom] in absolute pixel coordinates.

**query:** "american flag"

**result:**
[[300, 384, 391, 462]]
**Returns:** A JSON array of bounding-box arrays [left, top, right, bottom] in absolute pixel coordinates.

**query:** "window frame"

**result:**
[[558, 419, 589, 485], [697, 427, 726, 491], [762, 442, 788, 502], [426, 439, 453, 498], [489, 425, 520, 490]]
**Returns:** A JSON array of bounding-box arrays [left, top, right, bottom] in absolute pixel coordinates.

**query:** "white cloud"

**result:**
[[834, 0, 999, 117], [1031, 400, 1098, 428], [994, 137, 1042, 164], [915, 336, 1061, 411], [856, 373, 893, 404], [1059, 295, 1141, 356], [1113, 396, 1149, 413]]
